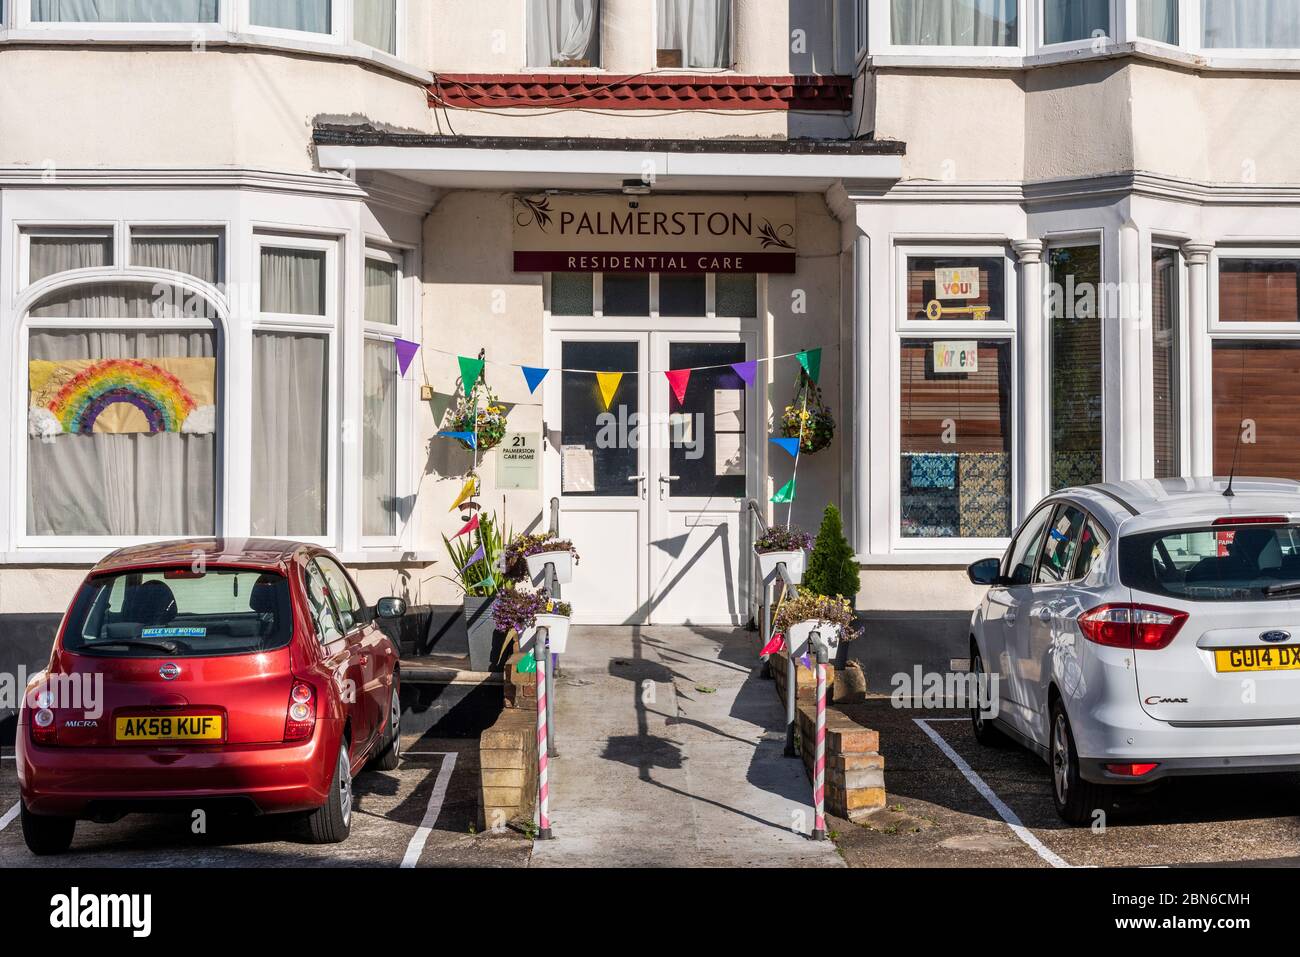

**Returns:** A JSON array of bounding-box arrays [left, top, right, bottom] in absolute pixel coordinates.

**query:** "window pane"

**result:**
[[30, 234, 112, 283], [890, 0, 1018, 46], [659, 273, 706, 317], [1004, 506, 1052, 585], [551, 272, 594, 316], [260, 247, 326, 315], [1204, 0, 1300, 49], [364, 257, 398, 325], [528, 0, 601, 67], [667, 341, 747, 499], [250, 0, 330, 33], [560, 340, 638, 497], [1036, 505, 1086, 584], [716, 273, 757, 317], [30, 281, 200, 319], [1043, 0, 1108, 44], [900, 338, 1012, 539], [354, 0, 396, 53], [1152, 248, 1181, 478], [657, 0, 731, 67], [32, 0, 218, 21], [1048, 246, 1103, 490], [1218, 259, 1300, 323], [602, 273, 649, 316], [131, 235, 219, 284], [1213, 341, 1300, 482], [251, 332, 328, 536], [906, 255, 1005, 322], [1138, 0, 1178, 44], [364, 339, 398, 537], [27, 328, 216, 536]]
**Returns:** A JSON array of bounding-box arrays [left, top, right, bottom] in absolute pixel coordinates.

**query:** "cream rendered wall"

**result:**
[[0, 49, 431, 170]]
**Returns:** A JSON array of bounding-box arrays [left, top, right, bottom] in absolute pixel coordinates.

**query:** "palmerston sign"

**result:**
[[512, 194, 797, 273]]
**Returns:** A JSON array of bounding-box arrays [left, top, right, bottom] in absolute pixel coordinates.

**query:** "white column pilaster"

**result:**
[[1183, 241, 1215, 477], [1012, 239, 1046, 513], [1120, 221, 1145, 479], [851, 225, 870, 555]]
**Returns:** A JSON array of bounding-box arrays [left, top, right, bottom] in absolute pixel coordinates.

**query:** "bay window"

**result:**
[[657, 0, 731, 68], [31, 0, 218, 21], [527, 0, 600, 68], [898, 252, 1014, 543], [1047, 245, 1103, 490], [1041, 0, 1109, 45], [890, 0, 1018, 48], [362, 249, 403, 538]]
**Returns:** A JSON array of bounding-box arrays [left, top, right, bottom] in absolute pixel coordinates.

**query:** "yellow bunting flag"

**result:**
[[449, 475, 479, 511], [596, 372, 623, 411]]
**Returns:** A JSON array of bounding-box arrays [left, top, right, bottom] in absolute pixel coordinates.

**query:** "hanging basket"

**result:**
[[525, 549, 575, 585], [784, 619, 843, 661], [779, 371, 834, 454], [522, 613, 572, 654], [449, 379, 509, 452]]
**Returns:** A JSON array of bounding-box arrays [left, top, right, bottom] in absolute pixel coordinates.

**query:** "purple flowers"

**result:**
[[492, 586, 570, 634], [754, 525, 813, 554]]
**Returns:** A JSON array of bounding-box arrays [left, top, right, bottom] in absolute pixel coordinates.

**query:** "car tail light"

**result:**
[[30, 705, 57, 746], [284, 680, 316, 742], [1105, 762, 1159, 777], [1079, 604, 1188, 650], [1212, 516, 1288, 526]]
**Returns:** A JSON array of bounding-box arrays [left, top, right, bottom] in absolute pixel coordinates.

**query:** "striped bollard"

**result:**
[[535, 627, 553, 840], [812, 643, 827, 841]]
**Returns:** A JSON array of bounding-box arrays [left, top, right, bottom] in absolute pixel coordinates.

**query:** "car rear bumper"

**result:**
[[17, 720, 342, 818], [1080, 751, 1300, 784]]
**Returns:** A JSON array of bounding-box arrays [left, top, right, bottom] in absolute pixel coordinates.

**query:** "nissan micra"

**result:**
[[967, 478, 1300, 824], [17, 538, 406, 854]]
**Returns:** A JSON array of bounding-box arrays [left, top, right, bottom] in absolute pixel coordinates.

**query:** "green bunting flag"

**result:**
[[771, 476, 797, 504], [796, 348, 822, 385], [458, 355, 485, 392], [517, 651, 537, 674]]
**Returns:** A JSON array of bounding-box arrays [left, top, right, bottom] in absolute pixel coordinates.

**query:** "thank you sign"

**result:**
[[513, 194, 797, 274]]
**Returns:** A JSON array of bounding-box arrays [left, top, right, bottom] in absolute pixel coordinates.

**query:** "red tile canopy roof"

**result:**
[[429, 73, 852, 112]]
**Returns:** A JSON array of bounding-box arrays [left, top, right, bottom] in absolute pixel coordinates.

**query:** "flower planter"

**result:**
[[526, 549, 574, 585], [784, 619, 843, 661], [522, 613, 572, 654], [464, 595, 508, 673], [755, 548, 806, 585]]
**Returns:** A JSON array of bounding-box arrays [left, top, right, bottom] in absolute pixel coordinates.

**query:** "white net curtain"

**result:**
[[250, 0, 330, 33], [657, 0, 732, 68], [527, 0, 601, 67], [890, 0, 1018, 47], [31, 0, 219, 20], [1203, 0, 1300, 48]]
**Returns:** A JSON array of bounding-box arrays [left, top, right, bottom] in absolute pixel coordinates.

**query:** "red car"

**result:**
[[16, 538, 406, 855]]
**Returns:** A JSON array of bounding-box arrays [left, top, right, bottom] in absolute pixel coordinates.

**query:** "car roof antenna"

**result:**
[[1224, 345, 1247, 499]]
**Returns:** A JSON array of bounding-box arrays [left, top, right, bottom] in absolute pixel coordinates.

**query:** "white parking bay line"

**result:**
[[400, 752, 457, 869], [914, 718, 1070, 869], [0, 802, 19, 833]]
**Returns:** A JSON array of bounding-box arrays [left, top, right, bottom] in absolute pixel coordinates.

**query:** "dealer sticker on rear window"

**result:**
[[141, 627, 207, 638]]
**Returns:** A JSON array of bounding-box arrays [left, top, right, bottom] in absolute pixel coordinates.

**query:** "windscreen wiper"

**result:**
[[87, 638, 181, 654], [1264, 580, 1300, 596]]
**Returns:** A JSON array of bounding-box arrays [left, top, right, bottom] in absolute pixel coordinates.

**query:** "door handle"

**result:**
[[627, 474, 646, 499], [1038, 608, 1054, 622], [658, 474, 681, 501]]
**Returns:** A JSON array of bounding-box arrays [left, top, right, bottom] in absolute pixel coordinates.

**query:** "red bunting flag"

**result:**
[[454, 514, 480, 538], [664, 368, 691, 405], [759, 633, 786, 657]]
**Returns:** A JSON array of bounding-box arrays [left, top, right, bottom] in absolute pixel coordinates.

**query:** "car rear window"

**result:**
[[1120, 524, 1300, 601], [64, 567, 292, 657]]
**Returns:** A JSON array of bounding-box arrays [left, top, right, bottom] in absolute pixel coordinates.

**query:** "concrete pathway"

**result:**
[[530, 625, 844, 867]]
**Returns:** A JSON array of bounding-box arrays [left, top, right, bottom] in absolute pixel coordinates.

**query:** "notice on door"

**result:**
[[561, 444, 595, 493], [935, 266, 980, 300], [498, 431, 540, 490]]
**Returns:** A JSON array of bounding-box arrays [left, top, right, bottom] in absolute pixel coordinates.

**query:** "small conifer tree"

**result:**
[[803, 504, 859, 600]]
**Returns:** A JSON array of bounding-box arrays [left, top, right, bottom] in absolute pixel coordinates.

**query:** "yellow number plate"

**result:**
[[1215, 647, 1300, 673], [115, 715, 223, 742]]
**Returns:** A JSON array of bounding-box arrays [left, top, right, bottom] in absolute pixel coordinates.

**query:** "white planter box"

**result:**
[[755, 549, 806, 585], [784, 619, 842, 661], [521, 613, 571, 654], [526, 549, 574, 585]]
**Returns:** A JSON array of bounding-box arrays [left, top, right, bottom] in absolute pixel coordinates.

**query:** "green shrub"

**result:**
[[803, 504, 859, 600]]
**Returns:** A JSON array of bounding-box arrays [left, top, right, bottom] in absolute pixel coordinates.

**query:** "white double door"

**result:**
[[544, 329, 758, 625]]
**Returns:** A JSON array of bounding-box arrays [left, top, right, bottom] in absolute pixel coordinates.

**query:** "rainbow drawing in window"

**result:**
[[28, 357, 216, 437]]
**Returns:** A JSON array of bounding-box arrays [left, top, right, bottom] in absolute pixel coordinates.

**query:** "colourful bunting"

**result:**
[[522, 366, 549, 394], [458, 355, 485, 392], [439, 430, 478, 449], [800, 654, 812, 669], [453, 514, 479, 538], [664, 369, 691, 405], [467, 576, 495, 592], [771, 476, 796, 504], [449, 475, 478, 511], [596, 372, 623, 411], [770, 437, 800, 459], [731, 360, 758, 386], [460, 543, 486, 571], [759, 633, 785, 657], [517, 651, 537, 674], [797, 348, 822, 385], [394, 338, 420, 377]]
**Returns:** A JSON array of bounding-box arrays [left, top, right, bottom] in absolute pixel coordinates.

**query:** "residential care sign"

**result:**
[[512, 194, 797, 273]]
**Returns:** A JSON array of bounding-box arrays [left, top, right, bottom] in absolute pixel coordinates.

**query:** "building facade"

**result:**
[[3, 0, 1300, 682]]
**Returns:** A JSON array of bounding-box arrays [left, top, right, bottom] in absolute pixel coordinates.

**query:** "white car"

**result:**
[[967, 477, 1300, 824]]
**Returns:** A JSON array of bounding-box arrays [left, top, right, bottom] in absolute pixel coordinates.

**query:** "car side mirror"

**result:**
[[375, 597, 407, 620], [967, 558, 1003, 586]]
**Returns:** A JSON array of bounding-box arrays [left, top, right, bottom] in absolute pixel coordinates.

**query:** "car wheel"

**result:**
[[1050, 699, 1111, 826], [371, 685, 401, 772], [20, 802, 75, 856], [305, 742, 353, 844], [970, 646, 1007, 747]]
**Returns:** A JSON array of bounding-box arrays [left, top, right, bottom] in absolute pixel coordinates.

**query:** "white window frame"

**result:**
[[651, 0, 735, 72], [14, 225, 229, 550], [14, 0, 225, 37], [869, 0, 1027, 58], [1036, 0, 1117, 54], [1148, 240, 1190, 478], [522, 0, 605, 72], [252, 231, 340, 547], [1209, 247, 1300, 335], [126, 224, 227, 286], [890, 243, 1019, 553], [19, 225, 116, 290], [546, 271, 765, 332], [1196, 0, 1300, 60], [241, 0, 344, 46], [360, 243, 412, 548], [352, 0, 401, 57], [1122, 0, 1191, 50]]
